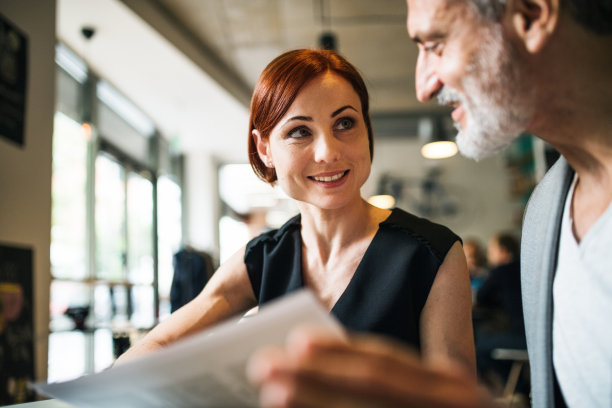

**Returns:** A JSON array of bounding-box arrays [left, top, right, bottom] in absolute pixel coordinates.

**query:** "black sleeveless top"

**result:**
[[244, 208, 460, 350]]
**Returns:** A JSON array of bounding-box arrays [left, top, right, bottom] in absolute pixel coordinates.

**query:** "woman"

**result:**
[[118, 49, 475, 372]]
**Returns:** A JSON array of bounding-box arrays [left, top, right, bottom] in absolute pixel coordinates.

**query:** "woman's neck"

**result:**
[[298, 199, 390, 264]]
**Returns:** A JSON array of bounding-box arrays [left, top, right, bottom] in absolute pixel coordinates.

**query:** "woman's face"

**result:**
[[254, 72, 371, 210]]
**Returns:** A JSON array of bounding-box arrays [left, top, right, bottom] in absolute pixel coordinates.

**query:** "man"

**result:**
[[247, 0, 612, 406]]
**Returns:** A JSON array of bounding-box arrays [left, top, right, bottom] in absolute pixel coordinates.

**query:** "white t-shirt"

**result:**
[[553, 174, 612, 407]]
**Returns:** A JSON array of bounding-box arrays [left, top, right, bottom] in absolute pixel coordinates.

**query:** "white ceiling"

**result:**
[[154, 0, 422, 111], [56, 0, 445, 162]]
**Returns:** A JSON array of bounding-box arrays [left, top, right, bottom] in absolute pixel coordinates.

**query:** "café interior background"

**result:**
[[0, 0, 548, 389]]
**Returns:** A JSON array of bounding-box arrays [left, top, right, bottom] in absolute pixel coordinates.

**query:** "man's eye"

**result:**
[[287, 126, 311, 139], [336, 117, 355, 130], [423, 42, 442, 54]]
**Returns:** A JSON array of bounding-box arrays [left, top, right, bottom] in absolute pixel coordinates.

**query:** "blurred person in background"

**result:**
[[463, 238, 488, 301], [474, 232, 525, 392]]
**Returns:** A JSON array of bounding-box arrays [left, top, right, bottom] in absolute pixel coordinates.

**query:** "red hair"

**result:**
[[248, 49, 374, 184]]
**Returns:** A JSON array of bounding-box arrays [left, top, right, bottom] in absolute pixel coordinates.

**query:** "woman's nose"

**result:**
[[313, 132, 341, 163]]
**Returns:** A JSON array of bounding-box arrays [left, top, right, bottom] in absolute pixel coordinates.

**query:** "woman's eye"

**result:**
[[335, 117, 355, 131], [287, 126, 311, 139]]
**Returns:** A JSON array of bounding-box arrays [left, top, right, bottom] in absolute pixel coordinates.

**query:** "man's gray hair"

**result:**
[[468, 0, 506, 20], [469, 0, 612, 35]]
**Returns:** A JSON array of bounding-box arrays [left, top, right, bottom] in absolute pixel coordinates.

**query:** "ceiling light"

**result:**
[[421, 141, 458, 159], [418, 117, 457, 159]]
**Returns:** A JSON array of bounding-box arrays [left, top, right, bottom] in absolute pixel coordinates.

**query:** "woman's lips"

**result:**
[[311, 170, 347, 182]]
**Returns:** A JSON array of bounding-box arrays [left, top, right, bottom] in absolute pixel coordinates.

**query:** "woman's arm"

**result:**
[[116, 246, 257, 364], [420, 241, 476, 375]]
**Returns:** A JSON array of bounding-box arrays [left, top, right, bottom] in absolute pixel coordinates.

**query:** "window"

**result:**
[[94, 152, 156, 329], [50, 45, 182, 381], [49, 111, 91, 382], [50, 112, 88, 281]]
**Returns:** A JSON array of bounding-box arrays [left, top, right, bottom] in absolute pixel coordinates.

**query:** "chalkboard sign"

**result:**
[[0, 243, 35, 404], [0, 13, 28, 147]]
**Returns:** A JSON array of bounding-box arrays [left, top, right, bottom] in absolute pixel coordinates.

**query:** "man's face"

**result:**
[[407, 0, 534, 160]]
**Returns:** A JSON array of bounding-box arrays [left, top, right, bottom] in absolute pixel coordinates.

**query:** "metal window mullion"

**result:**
[[123, 165, 132, 321], [83, 73, 98, 375], [152, 172, 160, 323], [149, 132, 160, 324]]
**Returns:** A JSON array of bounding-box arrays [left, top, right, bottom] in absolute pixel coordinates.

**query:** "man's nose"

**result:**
[[415, 54, 442, 102]]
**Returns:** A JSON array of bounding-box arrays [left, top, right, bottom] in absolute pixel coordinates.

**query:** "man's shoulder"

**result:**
[[524, 157, 572, 224], [521, 156, 572, 283], [530, 158, 571, 203]]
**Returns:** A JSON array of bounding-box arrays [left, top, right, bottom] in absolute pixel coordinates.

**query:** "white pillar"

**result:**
[[183, 151, 220, 258]]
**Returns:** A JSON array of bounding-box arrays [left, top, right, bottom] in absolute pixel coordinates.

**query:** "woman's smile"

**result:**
[[309, 170, 349, 184]]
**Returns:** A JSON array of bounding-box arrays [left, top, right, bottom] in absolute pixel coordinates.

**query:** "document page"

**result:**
[[33, 290, 343, 408]]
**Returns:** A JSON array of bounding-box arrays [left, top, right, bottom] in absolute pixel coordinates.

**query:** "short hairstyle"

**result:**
[[494, 232, 520, 260], [248, 49, 374, 184], [469, 0, 612, 35]]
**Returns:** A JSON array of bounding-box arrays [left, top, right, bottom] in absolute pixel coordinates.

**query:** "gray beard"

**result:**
[[439, 25, 533, 161]]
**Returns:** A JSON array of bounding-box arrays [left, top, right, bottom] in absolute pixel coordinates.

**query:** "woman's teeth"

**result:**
[[313, 171, 346, 182]]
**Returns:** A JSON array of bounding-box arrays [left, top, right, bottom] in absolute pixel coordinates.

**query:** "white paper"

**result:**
[[34, 290, 343, 408]]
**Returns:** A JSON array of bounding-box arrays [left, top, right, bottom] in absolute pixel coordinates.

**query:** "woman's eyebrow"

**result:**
[[280, 105, 358, 126], [281, 115, 312, 126], [331, 105, 358, 117]]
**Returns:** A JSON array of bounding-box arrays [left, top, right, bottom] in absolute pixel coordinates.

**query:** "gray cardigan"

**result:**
[[521, 157, 574, 407]]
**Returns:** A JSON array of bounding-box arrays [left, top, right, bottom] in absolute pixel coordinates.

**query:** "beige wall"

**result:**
[[0, 0, 56, 381], [364, 138, 518, 244]]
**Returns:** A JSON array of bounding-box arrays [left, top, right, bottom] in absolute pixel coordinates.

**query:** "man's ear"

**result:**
[[506, 0, 560, 53], [252, 129, 272, 167]]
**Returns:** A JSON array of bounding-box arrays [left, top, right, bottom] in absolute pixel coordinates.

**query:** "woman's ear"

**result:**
[[506, 0, 560, 53], [252, 129, 273, 168]]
